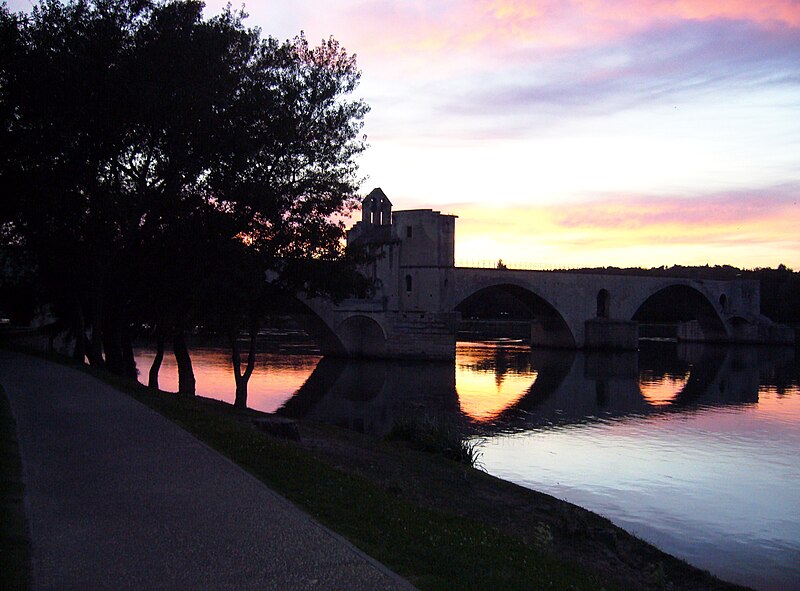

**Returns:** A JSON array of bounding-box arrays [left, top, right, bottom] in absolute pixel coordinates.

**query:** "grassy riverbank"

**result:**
[[98, 367, 611, 591], [1, 348, 752, 590]]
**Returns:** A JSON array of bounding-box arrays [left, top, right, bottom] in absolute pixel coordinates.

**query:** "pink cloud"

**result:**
[[328, 0, 800, 71], [104, 1, 800, 69], [552, 186, 799, 230], [195, 2, 800, 116], [486, 0, 800, 43], [442, 17, 800, 127], [350, 0, 800, 61]]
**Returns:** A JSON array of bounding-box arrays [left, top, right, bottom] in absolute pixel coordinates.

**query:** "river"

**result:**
[[134, 339, 800, 590]]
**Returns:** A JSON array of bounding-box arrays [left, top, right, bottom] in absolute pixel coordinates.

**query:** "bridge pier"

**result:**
[[583, 319, 639, 350], [356, 311, 458, 360]]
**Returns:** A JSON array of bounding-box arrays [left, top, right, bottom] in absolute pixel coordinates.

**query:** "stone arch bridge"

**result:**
[[294, 189, 792, 359]]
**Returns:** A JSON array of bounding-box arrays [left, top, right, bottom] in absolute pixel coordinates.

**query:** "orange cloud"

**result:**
[[452, 188, 800, 268]]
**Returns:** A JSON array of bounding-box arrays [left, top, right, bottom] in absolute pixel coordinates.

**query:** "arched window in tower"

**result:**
[[405, 274, 413, 292], [596, 289, 610, 318]]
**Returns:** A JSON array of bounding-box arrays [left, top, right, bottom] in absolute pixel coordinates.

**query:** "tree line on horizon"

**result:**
[[0, 0, 374, 407]]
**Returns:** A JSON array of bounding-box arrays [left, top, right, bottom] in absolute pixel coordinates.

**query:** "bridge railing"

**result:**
[[455, 260, 574, 271]]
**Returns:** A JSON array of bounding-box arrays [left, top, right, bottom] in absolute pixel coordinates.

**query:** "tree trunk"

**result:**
[[173, 327, 195, 396], [102, 306, 121, 374], [148, 330, 165, 390], [229, 322, 258, 410], [86, 281, 105, 368], [120, 321, 137, 380], [72, 298, 86, 363]]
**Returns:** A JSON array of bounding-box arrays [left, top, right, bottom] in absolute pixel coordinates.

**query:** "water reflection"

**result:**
[[456, 343, 536, 422], [279, 357, 458, 434], [473, 342, 800, 591], [491, 343, 787, 432], [135, 342, 798, 439], [134, 348, 322, 413], [640, 371, 690, 406], [275, 342, 797, 438]]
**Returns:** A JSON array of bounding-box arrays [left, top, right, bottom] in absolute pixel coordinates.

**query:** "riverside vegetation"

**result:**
[[0, 385, 30, 591], [1, 348, 752, 591]]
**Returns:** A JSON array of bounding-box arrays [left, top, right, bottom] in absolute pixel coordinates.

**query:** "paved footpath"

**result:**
[[0, 351, 417, 591]]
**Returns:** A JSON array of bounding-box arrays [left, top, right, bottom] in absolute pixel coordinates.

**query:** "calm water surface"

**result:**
[[135, 341, 800, 590]]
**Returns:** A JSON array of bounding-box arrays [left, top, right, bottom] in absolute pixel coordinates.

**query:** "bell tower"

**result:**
[[361, 187, 392, 226]]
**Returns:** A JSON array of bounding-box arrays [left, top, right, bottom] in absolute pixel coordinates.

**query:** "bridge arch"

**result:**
[[280, 297, 348, 356], [336, 315, 387, 358], [454, 282, 576, 348], [629, 283, 728, 342]]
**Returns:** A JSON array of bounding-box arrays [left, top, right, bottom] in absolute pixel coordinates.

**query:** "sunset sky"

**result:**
[[11, 0, 800, 269]]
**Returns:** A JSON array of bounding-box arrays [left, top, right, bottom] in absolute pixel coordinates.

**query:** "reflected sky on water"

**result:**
[[135, 347, 322, 413], [135, 340, 800, 590]]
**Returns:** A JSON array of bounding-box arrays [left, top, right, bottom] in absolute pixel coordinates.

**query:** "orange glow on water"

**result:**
[[457, 368, 535, 421], [639, 371, 690, 406], [135, 348, 321, 413], [456, 344, 536, 421], [756, 383, 800, 415]]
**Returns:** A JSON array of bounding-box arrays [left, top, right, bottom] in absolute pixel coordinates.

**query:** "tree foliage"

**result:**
[[1, 0, 370, 401]]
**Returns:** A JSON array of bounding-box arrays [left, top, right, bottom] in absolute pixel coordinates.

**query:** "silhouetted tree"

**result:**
[[1, 0, 151, 367], [190, 28, 370, 407], [1, 1, 371, 404]]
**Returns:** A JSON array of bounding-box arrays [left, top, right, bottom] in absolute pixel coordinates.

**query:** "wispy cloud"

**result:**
[[198, 0, 800, 70], [438, 19, 800, 133]]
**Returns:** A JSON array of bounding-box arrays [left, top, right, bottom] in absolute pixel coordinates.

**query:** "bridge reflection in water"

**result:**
[[277, 341, 795, 437]]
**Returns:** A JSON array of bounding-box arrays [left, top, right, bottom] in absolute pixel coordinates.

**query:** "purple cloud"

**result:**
[[440, 19, 800, 126]]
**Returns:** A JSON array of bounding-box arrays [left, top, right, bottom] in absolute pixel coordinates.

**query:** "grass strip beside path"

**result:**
[[0, 385, 31, 591], [79, 362, 611, 591]]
